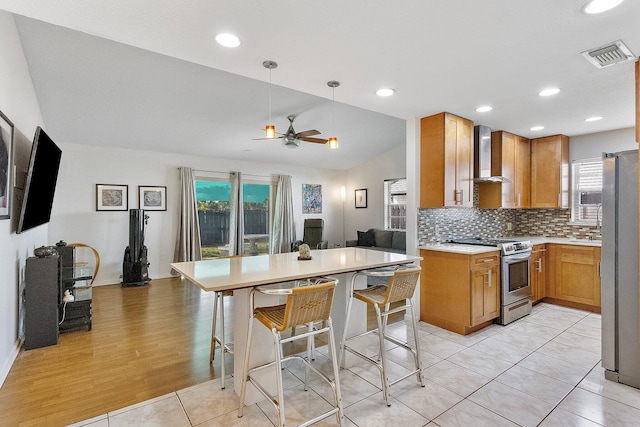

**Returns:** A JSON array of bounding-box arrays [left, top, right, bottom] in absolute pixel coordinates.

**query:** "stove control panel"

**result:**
[[502, 240, 532, 254]]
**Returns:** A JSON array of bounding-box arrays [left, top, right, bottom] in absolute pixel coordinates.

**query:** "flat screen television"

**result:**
[[16, 126, 62, 234]]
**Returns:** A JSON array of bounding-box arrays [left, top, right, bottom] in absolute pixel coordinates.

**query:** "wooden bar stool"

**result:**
[[238, 278, 344, 427], [339, 266, 424, 406]]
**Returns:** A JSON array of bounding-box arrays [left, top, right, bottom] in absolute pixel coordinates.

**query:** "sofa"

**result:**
[[346, 228, 406, 254]]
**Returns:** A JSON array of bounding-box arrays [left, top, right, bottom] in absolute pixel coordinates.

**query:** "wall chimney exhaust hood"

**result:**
[[473, 125, 510, 183]]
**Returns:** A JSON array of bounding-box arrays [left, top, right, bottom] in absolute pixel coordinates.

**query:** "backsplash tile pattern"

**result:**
[[418, 208, 516, 244], [418, 208, 601, 245]]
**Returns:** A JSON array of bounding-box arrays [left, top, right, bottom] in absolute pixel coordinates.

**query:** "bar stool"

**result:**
[[238, 278, 344, 427], [340, 266, 424, 406]]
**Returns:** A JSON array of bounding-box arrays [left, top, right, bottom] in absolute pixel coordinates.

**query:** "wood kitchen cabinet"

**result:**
[[420, 249, 500, 335], [478, 131, 531, 208], [530, 244, 546, 303], [494, 131, 530, 208], [546, 244, 601, 310], [420, 112, 474, 208], [530, 135, 570, 208]]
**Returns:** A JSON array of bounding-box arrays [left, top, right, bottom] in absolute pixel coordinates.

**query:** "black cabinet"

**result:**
[[24, 245, 93, 350]]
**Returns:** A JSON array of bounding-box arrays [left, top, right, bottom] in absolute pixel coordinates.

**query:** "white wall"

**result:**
[[0, 11, 48, 386], [343, 143, 406, 242], [570, 127, 637, 160], [49, 143, 346, 285]]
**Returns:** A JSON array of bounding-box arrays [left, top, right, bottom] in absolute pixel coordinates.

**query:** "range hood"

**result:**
[[473, 125, 510, 183]]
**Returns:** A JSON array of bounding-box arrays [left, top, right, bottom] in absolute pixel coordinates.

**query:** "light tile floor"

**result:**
[[67, 303, 640, 426]]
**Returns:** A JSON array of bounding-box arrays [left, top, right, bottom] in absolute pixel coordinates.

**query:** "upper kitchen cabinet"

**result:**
[[420, 112, 474, 208], [478, 131, 530, 208], [530, 134, 570, 208]]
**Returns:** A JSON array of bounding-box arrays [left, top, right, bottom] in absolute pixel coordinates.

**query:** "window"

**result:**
[[571, 158, 603, 225], [195, 174, 275, 258], [384, 178, 407, 230]]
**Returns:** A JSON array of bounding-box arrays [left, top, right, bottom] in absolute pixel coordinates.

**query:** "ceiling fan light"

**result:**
[[328, 137, 339, 150], [265, 125, 276, 138]]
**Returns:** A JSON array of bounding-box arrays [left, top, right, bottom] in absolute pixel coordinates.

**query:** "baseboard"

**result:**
[[0, 337, 22, 388]]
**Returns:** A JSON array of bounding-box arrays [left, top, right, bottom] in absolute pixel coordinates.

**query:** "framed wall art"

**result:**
[[355, 188, 368, 208], [96, 184, 128, 211], [302, 183, 322, 214], [0, 110, 14, 219], [139, 185, 166, 211]]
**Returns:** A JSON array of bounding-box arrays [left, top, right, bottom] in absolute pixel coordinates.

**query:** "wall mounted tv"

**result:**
[[16, 126, 62, 234]]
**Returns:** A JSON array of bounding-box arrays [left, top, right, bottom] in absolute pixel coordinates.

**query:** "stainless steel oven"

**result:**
[[500, 242, 532, 325]]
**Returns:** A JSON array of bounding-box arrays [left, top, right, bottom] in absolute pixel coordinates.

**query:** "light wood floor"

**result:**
[[0, 277, 225, 427], [0, 276, 402, 426]]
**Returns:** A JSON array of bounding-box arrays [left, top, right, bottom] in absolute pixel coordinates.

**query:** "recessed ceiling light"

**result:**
[[215, 33, 241, 48], [376, 88, 395, 97], [585, 116, 604, 122], [530, 126, 545, 131], [475, 105, 493, 113], [538, 88, 560, 97], [583, 0, 624, 14]]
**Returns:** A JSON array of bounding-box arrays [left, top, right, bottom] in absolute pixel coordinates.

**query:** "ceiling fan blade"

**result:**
[[300, 137, 328, 144], [252, 136, 284, 141], [295, 129, 321, 138]]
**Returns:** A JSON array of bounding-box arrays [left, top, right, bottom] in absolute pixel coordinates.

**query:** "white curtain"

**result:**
[[228, 171, 244, 255], [172, 167, 202, 272], [271, 175, 295, 253]]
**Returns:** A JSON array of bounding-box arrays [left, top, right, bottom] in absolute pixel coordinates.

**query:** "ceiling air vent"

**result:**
[[581, 40, 635, 69]]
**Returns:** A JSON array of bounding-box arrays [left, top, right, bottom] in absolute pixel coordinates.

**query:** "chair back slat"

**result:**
[[282, 281, 336, 329], [384, 267, 421, 304]]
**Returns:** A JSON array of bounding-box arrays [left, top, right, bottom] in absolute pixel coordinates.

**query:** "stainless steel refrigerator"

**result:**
[[602, 149, 639, 388]]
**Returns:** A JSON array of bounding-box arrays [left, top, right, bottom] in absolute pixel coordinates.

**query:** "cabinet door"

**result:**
[[530, 245, 546, 302], [531, 135, 569, 208], [471, 265, 500, 325], [456, 116, 474, 207], [555, 255, 600, 307], [444, 114, 458, 207], [515, 135, 531, 208]]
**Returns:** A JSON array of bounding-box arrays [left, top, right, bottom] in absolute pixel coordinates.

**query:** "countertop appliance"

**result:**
[[450, 237, 533, 324], [602, 150, 639, 389]]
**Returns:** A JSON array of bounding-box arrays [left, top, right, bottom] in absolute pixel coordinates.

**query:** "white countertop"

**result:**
[[419, 236, 601, 254], [171, 247, 422, 292]]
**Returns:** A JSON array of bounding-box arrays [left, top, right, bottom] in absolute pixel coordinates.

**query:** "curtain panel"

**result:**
[[172, 167, 202, 273], [271, 175, 295, 253]]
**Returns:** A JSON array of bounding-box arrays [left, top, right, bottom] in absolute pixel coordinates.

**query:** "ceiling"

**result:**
[[1, 0, 639, 170]]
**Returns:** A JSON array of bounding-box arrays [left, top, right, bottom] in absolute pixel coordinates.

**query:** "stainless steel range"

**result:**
[[450, 237, 533, 325]]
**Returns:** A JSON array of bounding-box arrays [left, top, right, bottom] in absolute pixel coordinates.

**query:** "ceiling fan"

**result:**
[[255, 115, 328, 148]]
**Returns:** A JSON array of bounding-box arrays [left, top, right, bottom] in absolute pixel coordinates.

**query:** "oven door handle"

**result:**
[[502, 252, 532, 263]]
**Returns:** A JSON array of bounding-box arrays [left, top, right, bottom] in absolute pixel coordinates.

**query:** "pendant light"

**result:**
[[263, 60, 278, 138], [327, 80, 340, 150]]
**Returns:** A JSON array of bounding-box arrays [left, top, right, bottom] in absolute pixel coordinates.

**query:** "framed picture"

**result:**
[[96, 184, 128, 211], [355, 188, 367, 208], [139, 185, 166, 211], [302, 183, 322, 214], [0, 110, 14, 220]]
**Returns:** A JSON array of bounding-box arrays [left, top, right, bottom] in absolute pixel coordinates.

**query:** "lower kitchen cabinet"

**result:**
[[421, 249, 500, 335], [530, 244, 546, 303], [546, 244, 601, 310]]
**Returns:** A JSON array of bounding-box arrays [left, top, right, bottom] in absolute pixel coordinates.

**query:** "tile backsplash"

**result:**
[[418, 187, 601, 245]]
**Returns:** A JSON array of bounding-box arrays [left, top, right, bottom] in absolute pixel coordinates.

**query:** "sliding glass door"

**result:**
[[195, 176, 274, 258]]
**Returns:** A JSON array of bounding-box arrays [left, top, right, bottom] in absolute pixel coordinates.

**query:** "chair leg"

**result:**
[[210, 291, 219, 363], [326, 318, 345, 425], [237, 315, 254, 419], [408, 299, 425, 387], [273, 328, 287, 427], [375, 303, 391, 406]]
